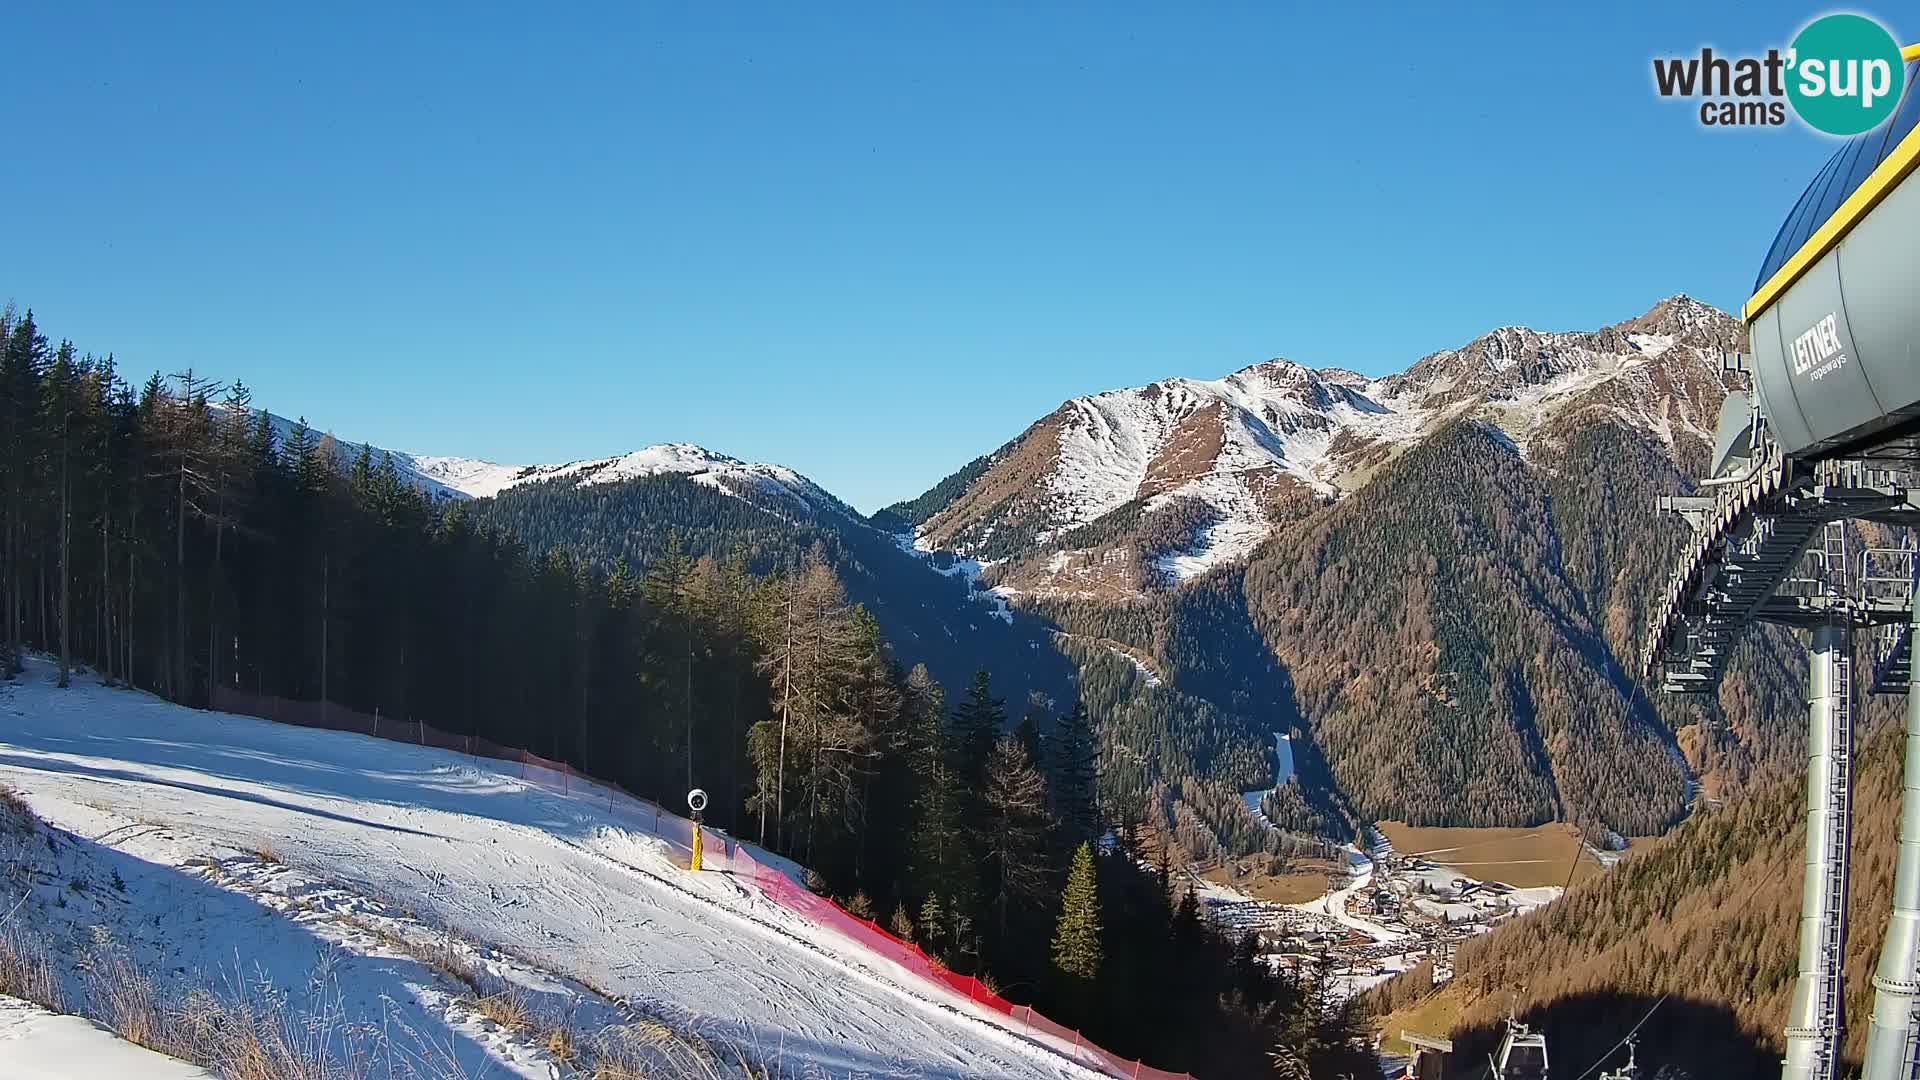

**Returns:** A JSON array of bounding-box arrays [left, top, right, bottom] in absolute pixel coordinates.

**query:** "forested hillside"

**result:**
[[886, 297, 1824, 843], [471, 472, 1078, 721], [1363, 704, 1910, 1078], [0, 305, 1378, 1079], [472, 467, 1342, 868]]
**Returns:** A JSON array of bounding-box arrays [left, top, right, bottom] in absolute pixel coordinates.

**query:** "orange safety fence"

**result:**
[[207, 687, 1194, 1080]]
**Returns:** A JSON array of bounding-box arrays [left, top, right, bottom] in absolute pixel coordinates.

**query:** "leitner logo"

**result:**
[[1653, 13, 1906, 134], [1792, 313, 1848, 380]]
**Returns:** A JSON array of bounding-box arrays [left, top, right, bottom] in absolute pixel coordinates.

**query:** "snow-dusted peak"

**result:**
[[503, 443, 849, 517], [404, 454, 533, 499], [218, 407, 846, 518], [913, 294, 1743, 597], [1616, 293, 1734, 344]]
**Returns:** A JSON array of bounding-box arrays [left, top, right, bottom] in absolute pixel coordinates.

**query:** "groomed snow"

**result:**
[[1239, 733, 1294, 824], [0, 658, 1103, 1080]]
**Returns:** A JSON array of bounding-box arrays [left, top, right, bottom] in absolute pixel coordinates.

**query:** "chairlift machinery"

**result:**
[[1495, 1015, 1550, 1080], [1644, 44, 1920, 1080]]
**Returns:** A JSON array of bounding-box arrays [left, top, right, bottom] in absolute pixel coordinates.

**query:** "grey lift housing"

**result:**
[[1748, 64, 1920, 461]]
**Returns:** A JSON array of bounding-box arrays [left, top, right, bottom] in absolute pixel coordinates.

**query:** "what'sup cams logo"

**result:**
[[1654, 13, 1907, 134]]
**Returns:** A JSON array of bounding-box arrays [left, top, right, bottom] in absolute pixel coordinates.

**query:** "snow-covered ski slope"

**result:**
[[0, 658, 1105, 1079]]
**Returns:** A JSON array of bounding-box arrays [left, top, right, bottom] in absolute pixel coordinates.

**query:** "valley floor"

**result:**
[[0, 657, 1105, 1079]]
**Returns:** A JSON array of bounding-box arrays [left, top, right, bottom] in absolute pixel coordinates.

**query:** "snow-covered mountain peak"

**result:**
[[224, 408, 845, 518], [910, 296, 1743, 597], [507, 444, 848, 517]]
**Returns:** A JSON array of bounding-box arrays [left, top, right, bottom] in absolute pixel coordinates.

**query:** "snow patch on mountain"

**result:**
[[1155, 519, 1270, 584], [896, 532, 1015, 624]]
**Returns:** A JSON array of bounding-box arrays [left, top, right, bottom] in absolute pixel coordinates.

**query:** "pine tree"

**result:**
[[643, 532, 697, 790], [42, 343, 79, 687], [1014, 710, 1043, 768], [1052, 842, 1102, 982], [948, 669, 1004, 785], [1048, 701, 1100, 847], [910, 755, 975, 924]]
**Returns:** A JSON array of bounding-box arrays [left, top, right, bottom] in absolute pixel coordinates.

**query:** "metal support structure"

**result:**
[[1785, 605, 1855, 1080], [1863, 574, 1920, 1080]]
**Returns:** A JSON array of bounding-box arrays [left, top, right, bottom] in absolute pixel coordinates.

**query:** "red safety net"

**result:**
[[208, 687, 1194, 1080]]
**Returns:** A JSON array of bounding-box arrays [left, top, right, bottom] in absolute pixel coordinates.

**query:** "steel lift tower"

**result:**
[[1643, 46, 1920, 1076], [1645, 44, 1920, 1080]]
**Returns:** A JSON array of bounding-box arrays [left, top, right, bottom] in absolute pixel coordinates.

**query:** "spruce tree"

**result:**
[[1052, 841, 1102, 982], [1048, 701, 1100, 847], [948, 669, 1004, 785], [910, 755, 975, 923]]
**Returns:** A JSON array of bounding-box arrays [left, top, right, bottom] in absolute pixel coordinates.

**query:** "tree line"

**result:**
[[0, 306, 1376, 1078]]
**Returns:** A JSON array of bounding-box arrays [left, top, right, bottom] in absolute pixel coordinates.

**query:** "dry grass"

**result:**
[[590, 1021, 732, 1079], [79, 927, 165, 1047], [1374, 982, 1468, 1057], [544, 1020, 580, 1066], [35, 924, 762, 1080], [1201, 857, 1342, 904], [250, 840, 282, 865], [73, 933, 447, 1080], [0, 786, 33, 835], [473, 988, 532, 1031], [2, 817, 757, 1080], [337, 910, 484, 993], [0, 926, 63, 1011], [1376, 821, 1605, 889]]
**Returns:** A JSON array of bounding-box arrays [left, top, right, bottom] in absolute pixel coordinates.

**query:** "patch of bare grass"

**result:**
[[473, 986, 531, 1031], [0, 786, 33, 835], [0, 925, 62, 1010]]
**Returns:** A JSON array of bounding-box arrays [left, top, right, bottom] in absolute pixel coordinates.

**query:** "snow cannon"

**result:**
[[1745, 50, 1920, 461], [686, 788, 707, 871]]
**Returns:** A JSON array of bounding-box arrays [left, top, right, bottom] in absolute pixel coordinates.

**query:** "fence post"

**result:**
[[1133, 1060, 1141, 1079], [1072, 1029, 1082, 1052]]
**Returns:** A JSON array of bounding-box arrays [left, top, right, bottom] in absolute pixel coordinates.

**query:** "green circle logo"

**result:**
[[1787, 14, 1906, 135]]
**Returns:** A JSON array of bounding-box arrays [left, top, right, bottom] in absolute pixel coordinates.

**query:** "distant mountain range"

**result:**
[[888, 294, 1733, 599], [263, 294, 1808, 851]]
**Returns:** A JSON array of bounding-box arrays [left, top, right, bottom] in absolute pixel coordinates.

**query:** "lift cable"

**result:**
[[1567, 992, 1668, 1080]]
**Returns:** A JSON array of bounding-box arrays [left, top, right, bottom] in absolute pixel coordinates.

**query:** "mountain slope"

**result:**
[[472, 472, 1079, 729], [261, 295, 1799, 847], [1364, 705, 1911, 1078], [895, 295, 1736, 598], [0, 658, 1107, 1079]]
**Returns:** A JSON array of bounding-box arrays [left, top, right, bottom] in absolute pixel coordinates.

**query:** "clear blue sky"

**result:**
[[1, 3, 1890, 510]]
